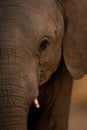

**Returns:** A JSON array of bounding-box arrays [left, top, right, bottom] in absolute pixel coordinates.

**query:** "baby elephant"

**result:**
[[0, 0, 87, 130]]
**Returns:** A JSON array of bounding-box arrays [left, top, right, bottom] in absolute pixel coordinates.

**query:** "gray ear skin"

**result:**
[[63, 0, 87, 79]]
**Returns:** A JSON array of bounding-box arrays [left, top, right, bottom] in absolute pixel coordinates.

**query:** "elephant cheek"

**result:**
[[39, 48, 62, 85]]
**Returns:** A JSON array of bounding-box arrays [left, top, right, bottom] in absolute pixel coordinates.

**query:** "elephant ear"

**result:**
[[63, 0, 87, 79]]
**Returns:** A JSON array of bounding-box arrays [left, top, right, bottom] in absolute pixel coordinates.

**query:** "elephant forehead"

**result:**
[[0, 0, 55, 7], [0, 0, 56, 15], [0, 0, 57, 37]]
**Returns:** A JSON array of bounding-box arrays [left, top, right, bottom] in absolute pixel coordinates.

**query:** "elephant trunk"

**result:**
[[0, 45, 39, 130]]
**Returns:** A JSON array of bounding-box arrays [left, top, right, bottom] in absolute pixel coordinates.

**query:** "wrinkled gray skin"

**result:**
[[0, 0, 87, 130]]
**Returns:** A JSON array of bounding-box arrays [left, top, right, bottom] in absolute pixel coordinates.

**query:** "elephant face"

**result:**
[[0, 0, 87, 130], [0, 0, 64, 86]]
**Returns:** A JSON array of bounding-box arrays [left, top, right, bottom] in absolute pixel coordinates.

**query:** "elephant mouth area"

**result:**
[[27, 103, 40, 130]]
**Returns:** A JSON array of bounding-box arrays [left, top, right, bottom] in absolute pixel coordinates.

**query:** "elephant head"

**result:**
[[0, 0, 87, 130]]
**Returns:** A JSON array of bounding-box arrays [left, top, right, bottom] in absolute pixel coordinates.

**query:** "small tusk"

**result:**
[[34, 98, 40, 108]]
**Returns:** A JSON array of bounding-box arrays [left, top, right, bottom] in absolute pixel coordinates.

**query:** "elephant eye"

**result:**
[[39, 37, 49, 51]]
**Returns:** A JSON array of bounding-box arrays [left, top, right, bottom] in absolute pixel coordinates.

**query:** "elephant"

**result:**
[[0, 0, 87, 130]]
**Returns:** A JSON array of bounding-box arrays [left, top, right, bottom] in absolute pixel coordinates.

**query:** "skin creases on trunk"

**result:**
[[0, 47, 38, 130]]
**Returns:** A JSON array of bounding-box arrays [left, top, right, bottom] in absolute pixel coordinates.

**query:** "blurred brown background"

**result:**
[[69, 75, 87, 130]]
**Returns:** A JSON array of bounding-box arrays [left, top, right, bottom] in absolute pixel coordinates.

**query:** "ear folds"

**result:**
[[63, 0, 87, 79]]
